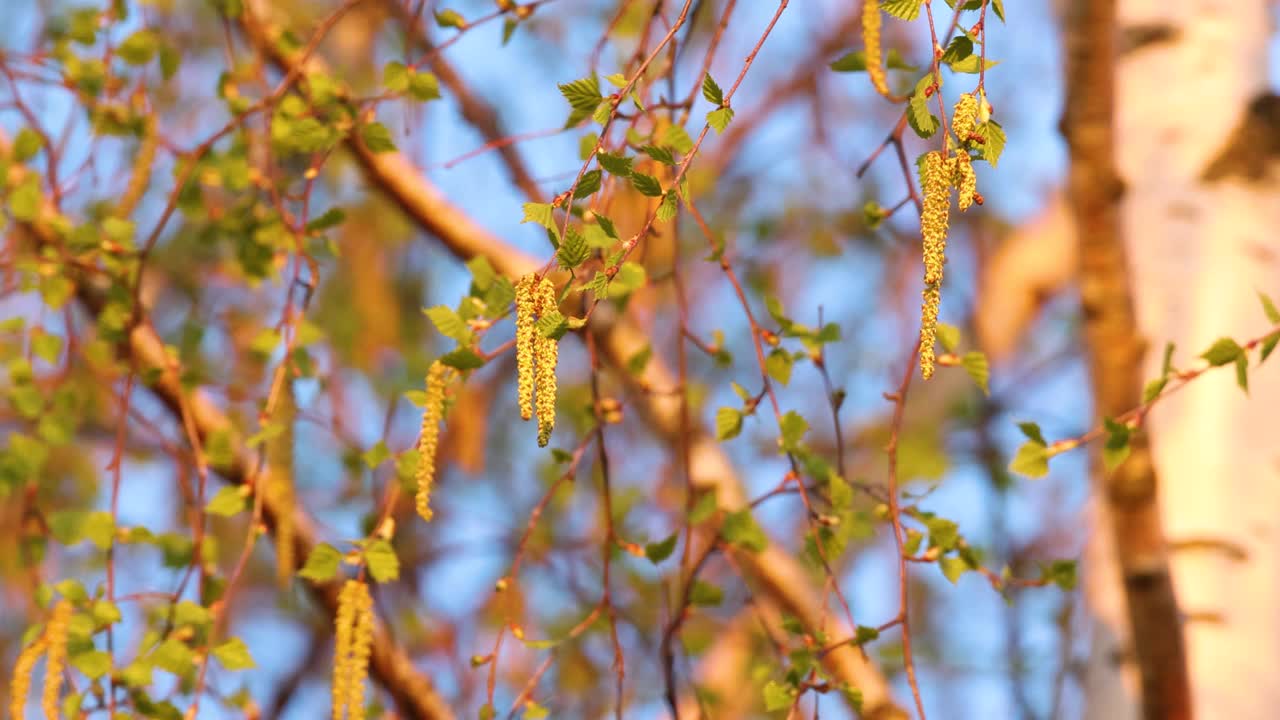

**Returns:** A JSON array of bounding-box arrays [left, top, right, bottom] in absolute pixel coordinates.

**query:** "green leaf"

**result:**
[[467, 256, 497, 291], [83, 511, 115, 551], [962, 351, 990, 395], [524, 702, 549, 719], [701, 73, 724, 106], [655, 191, 678, 222], [212, 638, 256, 670], [118, 29, 159, 65], [1102, 417, 1131, 471], [151, 638, 195, 675], [362, 441, 390, 469], [855, 625, 880, 644], [559, 75, 602, 126], [880, 0, 925, 21], [360, 122, 397, 153], [642, 144, 675, 165], [609, 262, 647, 299], [949, 55, 1001, 74], [409, 71, 441, 102], [1236, 353, 1249, 393], [715, 407, 743, 441], [71, 650, 113, 680], [661, 124, 694, 153], [689, 580, 723, 607], [306, 207, 346, 233], [907, 91, 939, 138], [974, 121, 1006, 167], [557, 227, 589, 269], [299, 543, 342, 582], [936, 323, 961, 353], [31, 329, 62, 365], [721, 509, 768, 552], [991, 0, 1006, 22], [1041, 559, 1077, 590], [763, 681, 795, 711], [424, 305, 471, 343], [644, 534, 678, 564], [766, 348, 793, 386], [12, 128, 43, 162], [521, 201, 561, 241], [363, 539, 400, 582], [1201, 337, 1243, 366], [1259, 291, 1280, 324], [1143, 376, 1169, 403], [573, 169, 602, 199], [1009, 441, 1049, 478], [706, 107, 735, 134], [939, 556, 970, 584], [1260, 330, 1280, 365], [434, 9, 466, 29], [925, 516, 959, 551], [1016, 421, 1046, 446], [940, 36, 973, 66], [383, 61, 410, 93], [205, 486, 248, 517], [630, 172, 663, 197], [597, 151, 633, 176], [829, 48, 916, 72], [9, 175, 41, 222], [689, 491, 718, 524], [778, 411, 808, 452]]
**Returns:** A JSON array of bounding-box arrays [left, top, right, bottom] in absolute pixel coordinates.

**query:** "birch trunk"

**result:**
[[1084, 1, 1280, 717]]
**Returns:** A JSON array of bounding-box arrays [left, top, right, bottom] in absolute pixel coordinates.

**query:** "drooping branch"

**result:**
[[1061, 0, 1192, 716]]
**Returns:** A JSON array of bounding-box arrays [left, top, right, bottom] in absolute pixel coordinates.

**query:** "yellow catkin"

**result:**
[[919, 282, 942, 380], [862, 0, 890, 98], [919, 150, 954, 381], [332, 580, 357, 720], [41, 600, 72, 719], [920, 150, 953, 286], [515, 275, 537, 422], [954, 151, 978, 211], [268, 379, 296, 586], [534, 277, 558, 447], [345, 581, 374, 717], [951, 93, 979, 146], [415, 361, 451, 522], [9, 635, 47, 720], [115, 111, 157, 219]]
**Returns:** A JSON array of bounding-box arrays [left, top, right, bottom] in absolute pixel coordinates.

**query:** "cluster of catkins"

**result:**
[[332, 579, 374, 720], [919, 93, 983, 380], [516, 274, 559, 447], [9, 599, 72, 719]]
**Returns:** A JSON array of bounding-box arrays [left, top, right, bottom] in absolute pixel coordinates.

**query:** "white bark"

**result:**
[[1085, 1, 1280, 717]]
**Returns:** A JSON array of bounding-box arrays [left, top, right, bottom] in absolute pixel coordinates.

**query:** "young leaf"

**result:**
[[1200, 337, 1243, 366], [630, 172, 663, 197], [716, 406, 743, 440], [359, 122, 397, 153], [701, 73, 724, 106], [881, 0, 925, 21], [299, 543, 342, 582], [363, 539, 400, 582], [645, 534, 678, 564], [706, 106, 735, 133], [1009, 441, 1049, 478], [212, 638, 256, 671], [721, 509, 768, 552], [974, 121, 1006, 166]]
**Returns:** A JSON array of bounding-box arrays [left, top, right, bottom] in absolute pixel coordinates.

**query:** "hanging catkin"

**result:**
[[268, 378, 296, 586], [41, 600, 73, 719], [862, 0, 890, 98], [515, 275, 537, 422], [534, 277, 558, 447], [919, 150, 954, 380], [415, 361, 452, 521]]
